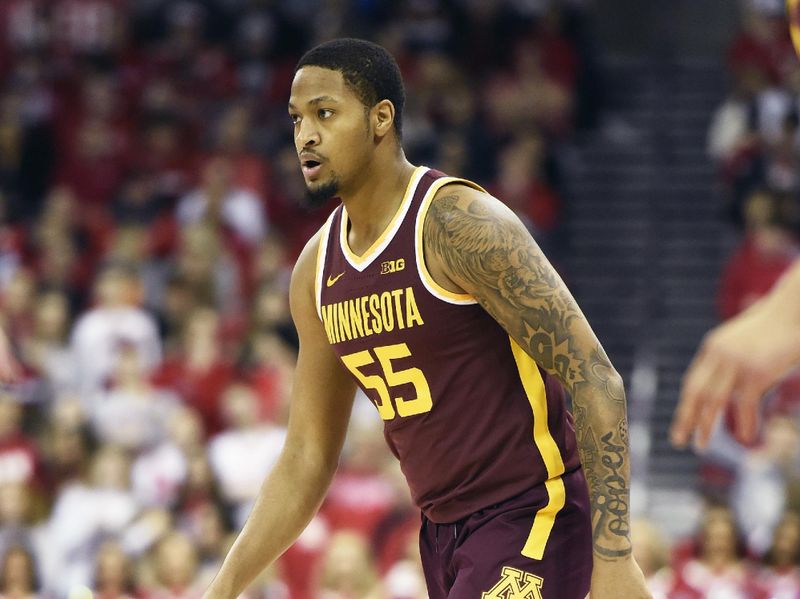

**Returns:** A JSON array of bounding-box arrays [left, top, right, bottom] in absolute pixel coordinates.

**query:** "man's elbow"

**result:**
[[281, 437, 340, 482], [589, 367, 626, 404]]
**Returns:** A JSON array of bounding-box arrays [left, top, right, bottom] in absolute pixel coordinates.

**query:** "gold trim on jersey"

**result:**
[[509, 337, 567, 561], [315, 211, 337, 320], [339, 166, 427, 272], [414, 177, 485, 305]]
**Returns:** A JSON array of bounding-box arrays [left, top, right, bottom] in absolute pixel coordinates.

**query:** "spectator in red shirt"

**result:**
[[728, 7, 793, 86], [56, 117, 128, 209], [240, 330, 294, 424], [321, 423, 396, 539], [718, 189, 799, 321], [152, 307, 235, 435], [491, 133, 561, 246]]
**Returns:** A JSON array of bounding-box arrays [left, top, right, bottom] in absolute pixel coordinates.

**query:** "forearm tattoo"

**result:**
[[426, 193, 633, 559]]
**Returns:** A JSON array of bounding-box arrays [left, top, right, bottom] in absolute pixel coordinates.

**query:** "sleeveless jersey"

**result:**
[[315, 166, 581, 546]]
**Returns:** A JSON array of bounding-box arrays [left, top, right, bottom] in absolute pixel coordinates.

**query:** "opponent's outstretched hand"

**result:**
[[671, 290, 800, 449], [589, 556, 652, 599]]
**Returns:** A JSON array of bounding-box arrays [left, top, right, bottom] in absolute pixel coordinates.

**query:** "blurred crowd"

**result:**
[[0, 0, 598, 598]]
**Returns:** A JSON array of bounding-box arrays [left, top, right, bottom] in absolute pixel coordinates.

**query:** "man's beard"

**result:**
[[305, 178, 339, 208]]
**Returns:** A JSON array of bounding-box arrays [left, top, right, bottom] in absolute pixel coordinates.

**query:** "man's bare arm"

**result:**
[[205, 232, 357, 599], [424, 187, 632, 560]]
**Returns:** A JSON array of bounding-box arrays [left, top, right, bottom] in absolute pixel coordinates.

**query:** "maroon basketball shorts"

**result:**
[[419, 468, 593, 599]]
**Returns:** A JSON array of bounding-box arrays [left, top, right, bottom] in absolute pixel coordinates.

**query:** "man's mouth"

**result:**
[[301, 156, 323, 178]]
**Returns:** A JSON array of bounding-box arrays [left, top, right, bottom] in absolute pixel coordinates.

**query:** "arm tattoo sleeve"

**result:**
[[425, 191, 633, 560]]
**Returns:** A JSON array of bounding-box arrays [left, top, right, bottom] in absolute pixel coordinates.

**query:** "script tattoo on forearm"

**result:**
[[426, 193, 633, 559]]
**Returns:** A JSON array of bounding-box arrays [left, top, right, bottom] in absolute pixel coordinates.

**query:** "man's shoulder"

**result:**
[[425, 182, 509, 234], [428, 179, 496, 213]]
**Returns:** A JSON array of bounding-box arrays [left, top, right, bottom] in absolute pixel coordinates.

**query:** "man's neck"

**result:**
[[339, 153, 416, 255]]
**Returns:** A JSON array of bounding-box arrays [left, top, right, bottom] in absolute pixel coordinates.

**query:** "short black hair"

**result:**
[[296, 38, 405, 138]]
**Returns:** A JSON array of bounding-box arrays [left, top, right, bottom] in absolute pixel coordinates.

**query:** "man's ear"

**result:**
[[372, 99, 395, 139]]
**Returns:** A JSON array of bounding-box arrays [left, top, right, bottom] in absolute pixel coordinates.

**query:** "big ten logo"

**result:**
[[380, 258, 405, 274]]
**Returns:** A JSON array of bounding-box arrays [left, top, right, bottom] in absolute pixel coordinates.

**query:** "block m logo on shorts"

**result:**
[[482, 566, 544, 599]]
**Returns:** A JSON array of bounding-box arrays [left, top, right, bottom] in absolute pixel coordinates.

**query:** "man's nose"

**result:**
[[298, 119, 320, 147]]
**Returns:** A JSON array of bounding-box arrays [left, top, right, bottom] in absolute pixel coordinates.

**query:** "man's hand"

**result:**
[[671, 292, 800, 449], [589, 556, 651, 598]]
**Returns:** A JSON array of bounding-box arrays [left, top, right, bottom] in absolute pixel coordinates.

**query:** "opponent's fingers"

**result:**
[[672, 347, 717, 447], [693, 363, 738, 449], [733, 373, 769, 444]]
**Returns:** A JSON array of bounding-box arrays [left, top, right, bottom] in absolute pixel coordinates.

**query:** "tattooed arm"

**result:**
[[424, 185, 650, 597]]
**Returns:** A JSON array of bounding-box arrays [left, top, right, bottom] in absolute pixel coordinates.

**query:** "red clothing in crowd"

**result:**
[[537, 31, 579, 92], [717, 234, 798, 321], [728, 20, 794, 84], [320, 469, 396, 538], [490, 180, 561, 234], [669, 560, 763, 598], [245, 365, 285, 423], [152, 358, 236, 436]]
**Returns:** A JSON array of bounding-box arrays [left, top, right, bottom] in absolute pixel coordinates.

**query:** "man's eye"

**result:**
[[318, 109, 333, 119], [289, 114, 300, 124]]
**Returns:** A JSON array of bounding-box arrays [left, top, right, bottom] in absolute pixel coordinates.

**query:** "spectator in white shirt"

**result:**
[[90, 344, 180, 452], [71, 263, 161, 396], [41, 445, 138, 598], [207, 384, 285, 527]]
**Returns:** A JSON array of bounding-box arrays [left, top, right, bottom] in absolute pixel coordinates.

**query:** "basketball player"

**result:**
[[672, 260, 800, 449], [203, 39, 650, 599]]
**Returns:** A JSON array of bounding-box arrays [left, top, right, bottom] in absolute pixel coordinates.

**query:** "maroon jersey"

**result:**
[[315, 167, 582, 558]]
